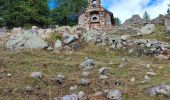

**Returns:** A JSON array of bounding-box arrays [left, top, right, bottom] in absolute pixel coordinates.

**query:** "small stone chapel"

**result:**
[[78, 0, 115, 29]]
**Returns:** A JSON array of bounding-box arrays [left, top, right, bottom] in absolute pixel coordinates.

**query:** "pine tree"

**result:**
[[167, 8, 170, 15], [143, 11, 150, 21], [0, 0, 51, 28], [114, 17, 121, 26], [52, 0, 88, 26]]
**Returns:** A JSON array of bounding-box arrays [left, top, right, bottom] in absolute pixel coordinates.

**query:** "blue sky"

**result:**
[[101, 0, 168, 22], [49, 0, 169, 22]]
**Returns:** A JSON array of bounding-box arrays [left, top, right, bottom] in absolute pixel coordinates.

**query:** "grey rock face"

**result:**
[[30, 72, 43, 79], [107, 89, 122, 100], [148, 85, 170, 96], [6, 30, 48, 50]]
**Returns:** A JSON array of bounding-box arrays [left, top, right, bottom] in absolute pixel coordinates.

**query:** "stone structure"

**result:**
[[78, 0, 115, 29]]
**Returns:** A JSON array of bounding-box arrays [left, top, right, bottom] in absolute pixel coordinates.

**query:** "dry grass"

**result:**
[[0, 43, 170, 100]]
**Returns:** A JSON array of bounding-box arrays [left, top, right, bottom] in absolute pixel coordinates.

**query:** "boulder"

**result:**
[[11, 27, 24, 34], [107, 89, 122, 100], [148, 85, 170, 96], [54, 40, 62, 50], [6, 30, 48, 50], [63, 33, 77, 44], [139, 24, 155, 35]]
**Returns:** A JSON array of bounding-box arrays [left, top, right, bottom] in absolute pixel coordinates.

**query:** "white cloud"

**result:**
[[106, 0, 169, 22]]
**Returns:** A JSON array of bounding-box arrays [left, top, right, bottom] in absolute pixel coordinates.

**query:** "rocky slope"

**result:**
[[0, 15, 170, 100]]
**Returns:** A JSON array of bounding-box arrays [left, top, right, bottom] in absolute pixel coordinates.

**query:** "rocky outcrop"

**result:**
[[123, 15, 147, 26], [151, 14, 165, 25], [6, 30, 48, 50]]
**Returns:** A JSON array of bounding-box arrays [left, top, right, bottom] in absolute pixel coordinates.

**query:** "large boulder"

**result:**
[[148, 85, 170, 96], [138, 24, 155, 35], [6, 30, 48, 50]]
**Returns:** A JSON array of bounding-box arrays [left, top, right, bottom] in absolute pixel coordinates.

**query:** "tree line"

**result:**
[[2, 0, 168, 28], [0, 0, 88, 28]]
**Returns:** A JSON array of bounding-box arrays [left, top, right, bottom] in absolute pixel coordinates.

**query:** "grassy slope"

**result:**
[[0, 44, 170, 100], [0, 25, 170, 100]]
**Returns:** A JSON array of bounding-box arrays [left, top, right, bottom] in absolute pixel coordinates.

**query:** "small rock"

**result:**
[[114, 80, 122, 86], [107, 89, 122, 100], [80, 59, 95, 71], [146, 72, 156, 76], [78, 91, 88, 100], [128, 49, 134, 54], [69, 85, 78, 91], [99, 75, 108, 80], [78, 79, 90, 86], [6, 73, 12, 78], [62, 94, 78, 100], [144, 75, 150, 81], [47, 47, 53, 51], [118, 64, 125, 68], [82, 71, 90, 77], [98, 67, 109, 75], [130, 77, 136, 82], [24, 86, 34, 92], [51, 74, 65, 85], [30, 72, 43, 79]]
